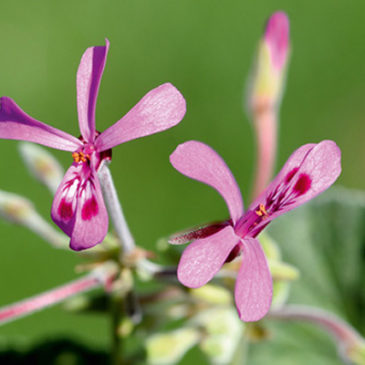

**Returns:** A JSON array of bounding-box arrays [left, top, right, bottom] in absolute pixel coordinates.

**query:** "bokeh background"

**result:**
[[0, 0, 364, 361]]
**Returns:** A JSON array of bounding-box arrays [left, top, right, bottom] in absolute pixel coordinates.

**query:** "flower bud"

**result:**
[[247, 11, 290, 115], [0, 190, 33, 224], [146, 328, 200, 365], [0, 190, 68, 248], [190, 284, 232, 305], [191, 308, 244, 364], [18, 142, 64, 194], [347, 340, 365, 365]]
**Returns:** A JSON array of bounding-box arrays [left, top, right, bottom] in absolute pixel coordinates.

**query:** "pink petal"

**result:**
[[265, 11, 290, 70], [70, 173, 108, 251], [76, 39, 109, 142], [170, 141, 244, 224], [95, 83, 186, 151], [0, 97, 82, 151], [177, 225, 240, 288], [235, 237, 272, 322], [250, 140, 341, 227], [51, 164, 108, 250]]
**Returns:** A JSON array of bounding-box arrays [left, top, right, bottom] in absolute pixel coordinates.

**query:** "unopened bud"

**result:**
[[347, 340, 365, 365], [0, 190, 33, 224], [146, 328, 200, 365], [271, 281, 290, 308], [191, 308, 244, 364], [19, 142, 64, 194], [260, 232, 299, 281], [0, 190, 68, 248], [190, 284, 232, 305], [269, 260, 300, 281], [117, 317, 134, 337], [247, 11, 290, 115]]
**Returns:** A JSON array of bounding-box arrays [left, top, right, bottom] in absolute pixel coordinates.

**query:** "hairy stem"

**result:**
[[98, 162, 135, 255], [0, 272, 106, 326]]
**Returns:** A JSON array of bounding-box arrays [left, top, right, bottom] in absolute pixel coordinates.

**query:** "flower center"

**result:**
[[255, 203, 268, 217], [72, 151, 90, 163], [235, 204, 269, 238]]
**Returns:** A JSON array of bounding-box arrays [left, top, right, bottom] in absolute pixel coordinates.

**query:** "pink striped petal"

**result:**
[[235, 237, 272, 322], [177, 225, 240, 288], [0, 97, 82, 151], [70, 173, 108, 251], [170, 141, 244, 224], [51, 164, 108, 250], [95, 83, 186, 151], [249, 141, 341, 228], [76, 39, 109, 142], [51, 164, 81, 236]]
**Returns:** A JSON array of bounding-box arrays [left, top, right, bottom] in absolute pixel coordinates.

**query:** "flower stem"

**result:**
[[111, 295, 123, 365], [251, 109, 277, 201], [0, 272, 105, 326], [98, 162, 135, 255]]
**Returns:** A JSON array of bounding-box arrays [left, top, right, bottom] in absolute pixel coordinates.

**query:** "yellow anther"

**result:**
[[255, 203, 268, 217], [72, 151, 90, 163]]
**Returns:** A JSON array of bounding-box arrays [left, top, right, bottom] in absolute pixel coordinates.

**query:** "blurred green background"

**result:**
[[0, 0, 364, 360]]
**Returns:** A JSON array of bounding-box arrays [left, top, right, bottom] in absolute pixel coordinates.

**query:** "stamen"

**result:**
[[255, 203, 268, 217], [72, 151, 90, 164]]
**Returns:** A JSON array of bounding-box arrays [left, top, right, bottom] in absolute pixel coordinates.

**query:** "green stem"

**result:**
[[111, 295, 123, 365]]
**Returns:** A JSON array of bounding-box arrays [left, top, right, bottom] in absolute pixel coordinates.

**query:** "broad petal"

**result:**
[[0, 97, 81, 151], [177, 225, 240, 288], [249, 140, 341, 229], [51, 164, 82, 236], [77, 39, 109, 142], [235, 237, 272, 322], [70, 172, 108, 251], [51, 164, 108, 250], [95, 83, 186, 151], [170, 141, 244, 224]]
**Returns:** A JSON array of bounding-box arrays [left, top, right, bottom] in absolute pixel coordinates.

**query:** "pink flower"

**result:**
[[169, 140, 341, 321], [0, 40, 186, 251]]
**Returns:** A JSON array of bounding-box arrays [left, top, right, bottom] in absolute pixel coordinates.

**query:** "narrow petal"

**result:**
[[249, 140, 341, 227], [235, 237, 272, 322], [177, 225, 240, 288], [0, 97, 81, 151], [169, 220, 231, 245], [51, 164, 108, 250], [170, 141, 244, 224], [95, 83, 186, 151], [76, 39, 109, 142]]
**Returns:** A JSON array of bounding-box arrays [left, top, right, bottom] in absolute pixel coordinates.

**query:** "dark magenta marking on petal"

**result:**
[[169, 219, 232, 244], [81, 197, 99, 221], [59, 200, 74, 220], [225, 243, 241, 263], [293, 173, 311, 195], [285, 167, 299, 183]]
